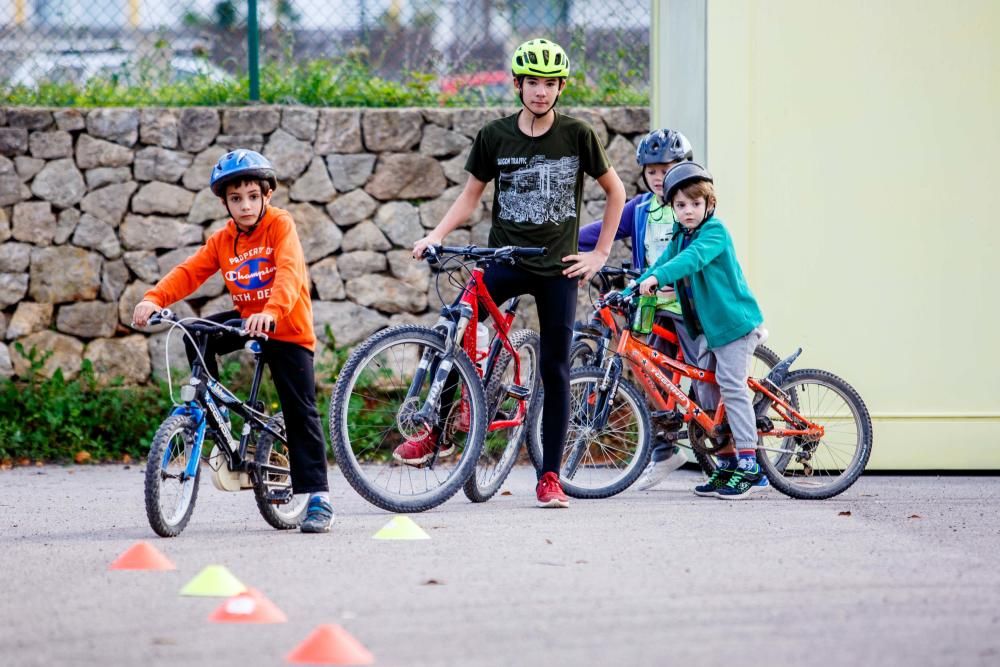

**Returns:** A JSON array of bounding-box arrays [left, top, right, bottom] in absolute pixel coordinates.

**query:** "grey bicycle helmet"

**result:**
[[635, 129, 693, 166], [662, 161, 713, 204]]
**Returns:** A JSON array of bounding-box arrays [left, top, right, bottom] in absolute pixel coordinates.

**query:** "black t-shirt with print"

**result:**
[[465, 111, 611, 276]]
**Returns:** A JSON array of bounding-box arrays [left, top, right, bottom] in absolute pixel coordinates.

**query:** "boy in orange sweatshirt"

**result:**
[[132, 150, 333, 533]]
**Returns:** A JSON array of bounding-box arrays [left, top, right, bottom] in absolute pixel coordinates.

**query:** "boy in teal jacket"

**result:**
[[637, 162, 768, 499]]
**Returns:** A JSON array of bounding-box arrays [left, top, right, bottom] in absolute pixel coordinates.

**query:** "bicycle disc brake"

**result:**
[[396, 396, 431, 439]]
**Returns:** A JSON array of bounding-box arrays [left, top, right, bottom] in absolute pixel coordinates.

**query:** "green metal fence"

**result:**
[[0, 0, 650, 105]]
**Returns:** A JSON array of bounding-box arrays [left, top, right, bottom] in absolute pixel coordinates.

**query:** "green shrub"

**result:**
[[0, 345, 172, 464], [0, 55, 647, 108], [0, 331, 356, 466]]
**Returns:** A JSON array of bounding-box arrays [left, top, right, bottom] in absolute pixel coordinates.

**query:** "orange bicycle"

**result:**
[[563, 265, 781, 475], [531, 288, 873, 500]]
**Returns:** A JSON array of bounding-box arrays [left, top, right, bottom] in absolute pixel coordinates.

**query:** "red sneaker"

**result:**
[[535, 471, 569, 508], [392, 431, 453, 466]]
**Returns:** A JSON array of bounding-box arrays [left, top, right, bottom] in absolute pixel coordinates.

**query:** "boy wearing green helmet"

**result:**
[[409, 38, 626, 508]]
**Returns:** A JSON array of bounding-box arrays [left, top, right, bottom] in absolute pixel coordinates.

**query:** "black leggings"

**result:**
[[483, 263, 578, 477], [184, 311, 329, 494]]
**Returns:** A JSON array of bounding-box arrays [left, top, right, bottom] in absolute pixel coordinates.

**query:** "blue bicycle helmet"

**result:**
[[635, 129, 693, 166], [210, 150, 277, 197]]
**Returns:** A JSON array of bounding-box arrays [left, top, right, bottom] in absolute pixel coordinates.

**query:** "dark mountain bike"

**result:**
[[143, 310, 306, 537]]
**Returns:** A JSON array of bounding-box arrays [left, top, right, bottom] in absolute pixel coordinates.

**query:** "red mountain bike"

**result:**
[[329, 245, 544, 512]]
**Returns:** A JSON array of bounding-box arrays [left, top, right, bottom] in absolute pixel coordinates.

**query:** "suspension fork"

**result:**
[[412, 304, 474, 429]]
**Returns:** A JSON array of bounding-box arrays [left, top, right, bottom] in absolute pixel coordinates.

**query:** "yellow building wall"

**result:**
[[706, 0, 1000, 468]]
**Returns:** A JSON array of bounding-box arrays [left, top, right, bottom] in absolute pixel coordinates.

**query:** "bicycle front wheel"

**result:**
[[329, 325, 487, 513], [691, 343, 783, 475], [144, 414, 201, 537], [464, 329, 541, 502], [756, 368, 873, 499], [529, 365, 652, 498]]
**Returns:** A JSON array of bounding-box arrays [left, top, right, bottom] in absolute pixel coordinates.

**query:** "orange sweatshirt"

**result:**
[[144, 206, 316, 351]]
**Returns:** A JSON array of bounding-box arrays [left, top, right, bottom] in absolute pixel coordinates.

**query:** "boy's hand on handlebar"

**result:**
[[639, 276, 659, 296], [412, 233, 444, 260], [244, 313, 274, 336], [562, 249, 608, 284], [131, 300, 160, 328]]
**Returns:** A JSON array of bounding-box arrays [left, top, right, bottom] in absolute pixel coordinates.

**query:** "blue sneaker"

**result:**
[[693, 467, 733, 497], [300, 496, 335, 533], [715, 463, 768, 500]]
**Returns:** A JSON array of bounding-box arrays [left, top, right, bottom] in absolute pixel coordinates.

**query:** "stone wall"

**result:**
[[0, 105, 649, 384]]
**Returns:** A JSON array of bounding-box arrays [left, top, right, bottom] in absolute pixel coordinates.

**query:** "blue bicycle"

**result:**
[[143, 309, 307, 537]]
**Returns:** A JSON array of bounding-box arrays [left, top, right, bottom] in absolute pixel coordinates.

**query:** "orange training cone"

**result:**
[[286, 624, 375, 665], [108, 541, 176, 571], [209, 588, 287, 624]]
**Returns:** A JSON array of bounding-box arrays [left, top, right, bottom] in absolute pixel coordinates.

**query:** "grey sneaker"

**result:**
[[300, 496, 335, 533], [635, 446, 686, 491]]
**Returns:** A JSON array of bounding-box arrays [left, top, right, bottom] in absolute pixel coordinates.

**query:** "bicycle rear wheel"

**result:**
[[756, 368, 873, 499], [252, 413, 309, 529], [690, 343, 783, 475], [144, 414, 201, 537], [329, 325, 486, 513], [528, 365, 652, 498], [464, 329, 541, 502]]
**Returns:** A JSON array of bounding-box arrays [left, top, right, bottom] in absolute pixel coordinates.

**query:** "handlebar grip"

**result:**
[[223, 318, 277, 333], [516, 246, 547, 257]]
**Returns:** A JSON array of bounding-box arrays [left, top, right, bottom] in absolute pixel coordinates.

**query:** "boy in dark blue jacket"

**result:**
[[579, 129, 696, 489]]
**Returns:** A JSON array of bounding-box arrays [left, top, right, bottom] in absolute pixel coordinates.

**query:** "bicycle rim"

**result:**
[[466, 329, 540, 501], [757, 368, 872, 499], [331, 326, 485, 512], [556, 366, 651, 498]]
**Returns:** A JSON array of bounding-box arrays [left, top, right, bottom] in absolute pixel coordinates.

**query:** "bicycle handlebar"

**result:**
[[149, 309, 273, 338], [423, 244, 547, 265]]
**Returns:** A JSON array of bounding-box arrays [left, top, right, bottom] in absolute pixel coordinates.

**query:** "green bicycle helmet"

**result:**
[[511, 39, 570, 78]]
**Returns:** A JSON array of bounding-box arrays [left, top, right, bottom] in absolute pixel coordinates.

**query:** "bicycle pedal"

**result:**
[[265, 488, 293, 505], [651, 409, 684, 425], [506, 384, 531, 400]]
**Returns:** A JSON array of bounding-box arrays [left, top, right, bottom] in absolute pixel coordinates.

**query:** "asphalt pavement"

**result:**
[[1, 465, 998, 667]]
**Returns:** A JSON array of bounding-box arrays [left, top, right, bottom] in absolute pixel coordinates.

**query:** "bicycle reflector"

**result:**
[[632, 295, 657, 335]]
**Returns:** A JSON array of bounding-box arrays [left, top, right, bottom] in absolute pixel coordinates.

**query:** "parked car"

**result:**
[[7, 51, 233, 88], [438, 70, 511, 103]]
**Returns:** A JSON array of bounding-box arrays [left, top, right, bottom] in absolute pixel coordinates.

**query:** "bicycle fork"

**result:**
[[564, 358, 623, 478], [402, 305, 474, 441]]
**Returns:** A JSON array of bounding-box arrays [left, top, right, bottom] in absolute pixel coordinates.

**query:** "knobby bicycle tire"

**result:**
[[329, 325, 487, 513], [144, 414, 201, 538], [463, 329, 541, 502], [756, 368, 873, 500], [691, 343, 783, 475], [528, 365, 653, 499], [253, 413, 309, 529]]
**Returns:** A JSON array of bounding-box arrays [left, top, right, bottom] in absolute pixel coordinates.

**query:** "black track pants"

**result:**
[[184, 310, 329, 494]]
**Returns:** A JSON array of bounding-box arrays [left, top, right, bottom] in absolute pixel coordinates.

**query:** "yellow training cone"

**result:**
[[372, 515, 431, 540], [180, 565, 248, 597]]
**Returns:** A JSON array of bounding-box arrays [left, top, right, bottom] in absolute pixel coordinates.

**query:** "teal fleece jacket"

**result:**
[[637, 216, 763, 349]]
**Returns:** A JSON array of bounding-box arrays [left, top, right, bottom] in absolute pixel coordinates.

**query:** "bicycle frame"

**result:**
[[612, 326, 825, 442], [582, 302, 687, 413], [171, 333, 287, 488], [407, 263, 530, 435]]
